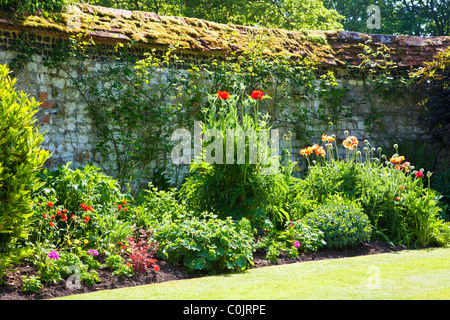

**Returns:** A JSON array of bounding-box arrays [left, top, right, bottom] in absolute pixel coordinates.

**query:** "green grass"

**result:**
[[56, 247, 450, 300]]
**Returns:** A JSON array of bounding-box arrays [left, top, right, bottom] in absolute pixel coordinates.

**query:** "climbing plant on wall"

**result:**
[[44, 34, 200, 191], [202, 33, 351, 144], [411, 46, 450, 148]]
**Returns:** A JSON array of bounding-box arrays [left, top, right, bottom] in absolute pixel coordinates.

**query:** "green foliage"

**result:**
[[30, 163, 131, 251], [206, 41, 351, 143], [430, 164, 450, 220], [402, 183, 450, 247], [256, 220, 326, 262], [36, 163, 124, 214], [128, 183, 188, 231], [27, 247, 103, 286], [87, 0, 344, 31], [102, 254, 134, 278], [154, 213, 254, 274], [0, 64, 50, 258], [0, 0, 69, 13], [412, 46, 450, 147], [295, 133, 450, 247], [21, 275, 43, 292], [324, 0, 450, 36], [303, 196, 372, 250], [351, 41, 409, 134], [179, 90, 289, 227], [44, 34, 197, 190]]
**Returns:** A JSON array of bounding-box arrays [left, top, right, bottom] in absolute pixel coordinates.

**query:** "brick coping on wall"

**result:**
[[0, 2, 449, 69]]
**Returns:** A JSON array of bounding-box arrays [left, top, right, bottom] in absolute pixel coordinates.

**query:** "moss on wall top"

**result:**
[[0, 2, 449, 67]]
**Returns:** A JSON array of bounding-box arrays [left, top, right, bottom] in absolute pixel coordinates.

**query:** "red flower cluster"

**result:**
[[216, 90, 265, 101], [217, 91, 230, 100], [117, 200, 128, 212], [250, 90, 264, 100], [80, 203, 93, 212], [43, 204, 69, 227]]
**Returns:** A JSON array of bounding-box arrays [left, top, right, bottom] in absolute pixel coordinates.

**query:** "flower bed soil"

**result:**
[[0, 240, 405, 300]]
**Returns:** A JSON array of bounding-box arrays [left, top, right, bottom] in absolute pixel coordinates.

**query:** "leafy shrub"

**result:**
[[102, 254, 134, 278], [303, 196, 372, 250], [154, 213, 254, 274], [288, 187, 321, 220], [296, 134, 450, 247], [0, 64, 50, 259], [430, 165, 450, 221], [402, 186, 450, 248], [36, 163, 124, 214], [295, 160, 361, 203], [126, 226, 159, 273], [28, 248, 104, 286], [179, 90, 289, 228], [255, 220, 325, 262], [30, 164, 133, 250], [21, 275, 43, 292], [136, 183, 187, 222]]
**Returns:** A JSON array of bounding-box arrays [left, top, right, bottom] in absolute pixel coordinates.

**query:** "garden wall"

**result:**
[[0, 3, 449, 184]]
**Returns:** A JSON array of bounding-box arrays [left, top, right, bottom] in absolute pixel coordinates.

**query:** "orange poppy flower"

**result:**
[[390, 155, 405, 164], [342, 136, 359, 150], [322, 134, 335, 142], [300, 146, 313, 156]]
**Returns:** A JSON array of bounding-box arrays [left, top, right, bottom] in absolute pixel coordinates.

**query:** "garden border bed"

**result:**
[[0, 240, 405, 300]]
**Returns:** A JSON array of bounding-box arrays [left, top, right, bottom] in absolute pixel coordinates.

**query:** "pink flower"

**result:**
[[48, 251, 59, 260], [293, 241, 301, 248], [87, 249, 99, 256], [415, 171, 424, 178]]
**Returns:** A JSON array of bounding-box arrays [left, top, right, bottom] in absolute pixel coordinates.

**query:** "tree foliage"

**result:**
[[0, 0, 69, 13], [86, 0, 344, 31], [324, 0, 450, 36]]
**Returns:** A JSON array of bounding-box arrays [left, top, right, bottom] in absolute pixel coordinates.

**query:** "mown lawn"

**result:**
[[56, 247, 450, 300]]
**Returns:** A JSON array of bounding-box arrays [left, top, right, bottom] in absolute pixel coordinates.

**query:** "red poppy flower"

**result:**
[[123, 207, 128, 212], [415, 171, 424, 178], [49, 222, 55, 227], [57, 209, 62, 216], [51, 215, 55, 220], [122, 200, 127, 205], [43, 213, 47, 219], [62, 209, 68, 213], [83, 216, 90, 223], [47, 202, 53, 207], [250, 90, 264, 100], [61, 214, 67, 222], [217, 91, 230, 100], [118, 204, 123, 210]]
